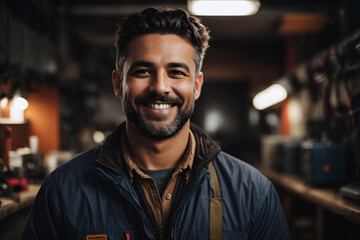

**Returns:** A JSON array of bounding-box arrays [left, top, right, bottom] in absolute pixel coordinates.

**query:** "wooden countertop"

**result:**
[[0, 184, 41, 220], [257, 167, 360, 225]]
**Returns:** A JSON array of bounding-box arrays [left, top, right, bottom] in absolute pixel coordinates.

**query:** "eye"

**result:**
[[132, 69, 151, 77], [169, 70, 186, 77]]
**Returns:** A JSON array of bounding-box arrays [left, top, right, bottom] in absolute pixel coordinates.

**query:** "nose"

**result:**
[[149, 71, 171, 96]]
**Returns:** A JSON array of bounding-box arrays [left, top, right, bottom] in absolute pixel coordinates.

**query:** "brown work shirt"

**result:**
[[121, 130, 196, 237]]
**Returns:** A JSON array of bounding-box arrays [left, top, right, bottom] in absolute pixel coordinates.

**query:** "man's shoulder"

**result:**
[[47, 146, 102, 183], [215, 151, 265, 175], [213, 151, 271, 191]]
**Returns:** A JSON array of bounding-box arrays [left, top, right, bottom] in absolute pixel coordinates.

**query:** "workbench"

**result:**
[[0, 184, 40, 220], [257, 167, 360, 240]]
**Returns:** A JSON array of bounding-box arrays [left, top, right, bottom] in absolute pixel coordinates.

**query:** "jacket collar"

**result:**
[[189, 123, 221, 169], [95, 122, 221, 175]]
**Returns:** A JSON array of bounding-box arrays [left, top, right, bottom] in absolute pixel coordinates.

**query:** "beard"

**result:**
[[122, 93, 195, 140]]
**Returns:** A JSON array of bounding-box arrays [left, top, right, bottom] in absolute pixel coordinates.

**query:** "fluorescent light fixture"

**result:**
[[253, 84, 288, 110], [188, 0, 260, 16]]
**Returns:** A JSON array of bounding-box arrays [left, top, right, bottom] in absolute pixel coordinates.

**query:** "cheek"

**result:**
[[173, 81, 195, 101], [122, 80, 145, 101], [121, 87, 136, 111]]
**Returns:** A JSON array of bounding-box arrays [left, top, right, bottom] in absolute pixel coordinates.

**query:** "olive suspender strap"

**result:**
[[209, 161, 222, 240]]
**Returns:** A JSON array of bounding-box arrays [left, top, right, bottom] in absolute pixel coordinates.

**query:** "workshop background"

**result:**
[[1, 0, 360, 239]]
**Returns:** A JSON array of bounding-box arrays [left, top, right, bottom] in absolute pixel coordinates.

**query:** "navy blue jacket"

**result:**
[[22, 123, 291, 239]]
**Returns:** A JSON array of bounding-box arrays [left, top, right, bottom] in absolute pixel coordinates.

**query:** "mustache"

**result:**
[[135, 93, 183, 105]]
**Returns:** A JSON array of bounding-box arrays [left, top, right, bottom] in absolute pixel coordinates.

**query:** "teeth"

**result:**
[[149, 103, 172, 109]]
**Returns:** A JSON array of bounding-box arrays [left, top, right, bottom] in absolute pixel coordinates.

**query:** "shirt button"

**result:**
[[165, 193, 172, 200]]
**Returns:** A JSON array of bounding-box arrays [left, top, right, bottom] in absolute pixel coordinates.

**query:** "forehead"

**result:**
[[126, 34, 196, 68]]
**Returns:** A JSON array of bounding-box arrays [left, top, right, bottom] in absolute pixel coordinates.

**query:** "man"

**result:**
[[22, 8, 291, 240]]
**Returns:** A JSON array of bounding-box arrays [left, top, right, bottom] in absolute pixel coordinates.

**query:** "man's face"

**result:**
[[112, 34, 203, 140]]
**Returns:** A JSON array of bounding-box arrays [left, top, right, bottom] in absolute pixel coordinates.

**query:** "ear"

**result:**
[[112, 70, 122, 99], [194, 72, 204, 101]]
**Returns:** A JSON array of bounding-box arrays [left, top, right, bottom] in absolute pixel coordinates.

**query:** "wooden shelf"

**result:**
[[257, 167, 360, 225], [0, 184, 40, 220]]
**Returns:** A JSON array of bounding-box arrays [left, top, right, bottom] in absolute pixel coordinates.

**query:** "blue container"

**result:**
[[301, 141, 346, 186]]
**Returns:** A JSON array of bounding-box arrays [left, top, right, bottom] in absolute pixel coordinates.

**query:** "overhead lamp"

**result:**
[[10, 93, 29, 122], [252, 77, 295, 110], [253, 84, 288, 110], [12, 95, 29, 111], [188, 0, 260, 16], [0, 97, 8, 109]]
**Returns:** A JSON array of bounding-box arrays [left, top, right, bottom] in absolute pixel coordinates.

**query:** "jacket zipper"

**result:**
[[96, 167, 158, 240], [113, 183, 159, 240], [168, 168, 210, 239]]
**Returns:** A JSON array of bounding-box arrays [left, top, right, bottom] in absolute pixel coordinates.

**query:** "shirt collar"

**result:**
[[121, 130, 196, 183]]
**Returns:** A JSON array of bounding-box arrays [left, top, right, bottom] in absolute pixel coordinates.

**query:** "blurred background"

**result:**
[[1, 0, 360, 239]]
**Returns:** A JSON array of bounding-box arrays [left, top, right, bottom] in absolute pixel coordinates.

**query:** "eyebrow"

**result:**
[[128, 61, 154, 71], [167, 62, 191, 73]]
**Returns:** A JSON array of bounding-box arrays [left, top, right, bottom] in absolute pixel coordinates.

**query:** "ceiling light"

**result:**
[[0, 97, 8, 108], [253, 84, 288, 110], [12, 96, 29, 111], [188, 0, 260, 16], [9, 94, 29, 122]]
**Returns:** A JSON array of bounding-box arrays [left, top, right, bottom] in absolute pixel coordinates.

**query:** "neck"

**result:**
[[125, 121, 191, 170]]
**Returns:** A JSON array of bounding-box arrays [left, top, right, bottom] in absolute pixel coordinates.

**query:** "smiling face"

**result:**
[[112, 34, 203, 140]]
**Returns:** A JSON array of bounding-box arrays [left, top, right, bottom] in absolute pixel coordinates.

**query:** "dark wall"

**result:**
[[191, 81, 258, 161]]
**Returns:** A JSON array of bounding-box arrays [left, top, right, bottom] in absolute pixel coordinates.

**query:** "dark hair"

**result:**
[[114, 8, 210, 78]]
